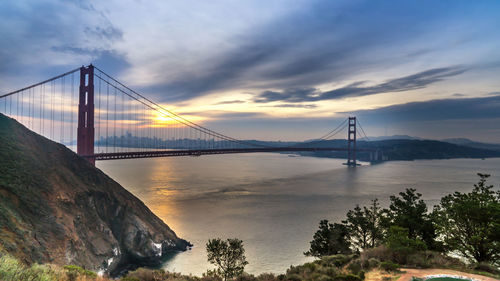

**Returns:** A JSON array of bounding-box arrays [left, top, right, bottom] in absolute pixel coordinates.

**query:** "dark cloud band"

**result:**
[[254, 66, 466, 103]]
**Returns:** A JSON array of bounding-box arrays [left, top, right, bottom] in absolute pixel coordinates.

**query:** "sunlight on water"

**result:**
[[97, 155, 500, 276]]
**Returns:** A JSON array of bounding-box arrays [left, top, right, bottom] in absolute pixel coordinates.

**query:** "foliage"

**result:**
[[284, 255, 366, 281], [63, 265, 97, 280], [320, 255, 354, 268], [206, 238, 248, 281], [0, 254, 63, 281], [386, 188, 439, 250], [472, 262, 500, 275], [347, 261, 362, 275], [343, 199, 385, 252], [332, 274, 362, 281], [305, 220, 351, 257], [433, 173, 500, 265], [380, 261, 400, 272], [385, 226, 426, 264]]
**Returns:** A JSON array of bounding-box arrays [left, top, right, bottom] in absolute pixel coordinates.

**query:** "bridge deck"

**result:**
[[83, 147, 373, 161]]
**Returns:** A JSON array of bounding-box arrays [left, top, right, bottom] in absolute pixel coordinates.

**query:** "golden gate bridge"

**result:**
[[0, 65, 374, 166]]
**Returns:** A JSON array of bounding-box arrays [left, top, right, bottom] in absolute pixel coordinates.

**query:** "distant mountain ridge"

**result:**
[[441, 138, 500, 152], [277, 138, 500, 161]]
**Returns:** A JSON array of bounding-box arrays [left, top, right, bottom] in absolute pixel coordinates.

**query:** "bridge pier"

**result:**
[[77, 65, 95, 165]]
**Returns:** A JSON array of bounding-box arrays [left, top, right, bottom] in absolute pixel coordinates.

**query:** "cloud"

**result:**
[[213, 100, 247, 105], [254, 67, 466, 103], [262, 104, 317, 109], [352, 94, 500, 122], [140, 0, 470, 102], [0, 0, 123, 91]]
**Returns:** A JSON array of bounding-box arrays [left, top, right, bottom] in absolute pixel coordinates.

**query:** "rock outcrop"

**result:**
[[0, 113, 190, 275]]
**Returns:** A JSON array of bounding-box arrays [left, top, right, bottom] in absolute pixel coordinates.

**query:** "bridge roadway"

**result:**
[[82, 147, 373, 161]]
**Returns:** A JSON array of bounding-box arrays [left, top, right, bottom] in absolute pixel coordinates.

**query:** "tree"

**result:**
[[365, 199, 385, 248], [344, 205, 370, 251], [385, 226, 427, 264], [343, 199, 385, 251], [433, 173, 500, 265], [206, 238, 248, 281], [305, 220, 351, 257], [386, 188, 438, 250]]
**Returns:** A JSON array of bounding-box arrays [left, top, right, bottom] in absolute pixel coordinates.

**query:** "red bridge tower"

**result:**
[[345, 116, 358, 166], [77, 65, 95, 165]]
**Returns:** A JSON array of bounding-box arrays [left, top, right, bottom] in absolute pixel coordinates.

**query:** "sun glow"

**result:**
[[150, 109, 206, 127]]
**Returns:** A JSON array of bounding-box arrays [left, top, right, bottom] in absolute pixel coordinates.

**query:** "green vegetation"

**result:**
[[433, 173, 500, 264], [306, 174, 500, 270], [304, 220, 351, 257], [0, 254, 103, 281], [206, 238, 249, 281]]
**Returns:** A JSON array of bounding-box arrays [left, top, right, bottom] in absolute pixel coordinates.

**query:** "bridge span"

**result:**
[[0, 64, 373, 166]]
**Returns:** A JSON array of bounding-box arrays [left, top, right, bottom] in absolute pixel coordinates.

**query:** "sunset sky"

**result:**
[[1, 0, 500, 141]]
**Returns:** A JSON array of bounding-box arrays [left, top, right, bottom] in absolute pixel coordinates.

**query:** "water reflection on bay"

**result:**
[[97, 154, 500, 276]]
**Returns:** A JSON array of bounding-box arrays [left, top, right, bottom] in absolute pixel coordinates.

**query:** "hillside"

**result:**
[[288, 139, 500, 161], [0, 113, 190, 276], [442, 138, 500, 152]]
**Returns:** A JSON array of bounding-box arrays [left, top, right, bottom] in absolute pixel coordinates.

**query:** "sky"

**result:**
[[1, 0, 500, 142]]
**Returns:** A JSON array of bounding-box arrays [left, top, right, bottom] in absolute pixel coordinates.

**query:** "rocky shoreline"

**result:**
[[0, 113, 191, 276]]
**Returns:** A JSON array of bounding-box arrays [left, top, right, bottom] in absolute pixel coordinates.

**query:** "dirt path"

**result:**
[[397, 268, 499, 281]]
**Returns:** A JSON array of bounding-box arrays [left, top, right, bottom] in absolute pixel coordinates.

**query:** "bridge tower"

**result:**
[[346, 116, 358, 166], [77, 65, 95, 165]]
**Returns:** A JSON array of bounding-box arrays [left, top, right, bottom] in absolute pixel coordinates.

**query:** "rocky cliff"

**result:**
[[0, 113, 190, 275]]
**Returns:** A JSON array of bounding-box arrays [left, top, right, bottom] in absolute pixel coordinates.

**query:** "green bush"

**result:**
[[473, 262, 500, 275], [333, 274, 362, 281], [367, 258, 380, 269], [358, 270, 365, 280], [347, 261, 362, 275], [380, 261, 400, 272], [0, 255, 63, 281], [286, 273, 302, 281], [303, 262, 317, 273], [321, 255, 353, 267], [63, 265, 97, 280], [256, 273, 277, 281], [317, 275, 334, 281], [121, 277, 141, 281]]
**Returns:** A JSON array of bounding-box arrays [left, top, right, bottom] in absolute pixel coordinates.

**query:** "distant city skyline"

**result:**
[[1, 0, 500, 141]]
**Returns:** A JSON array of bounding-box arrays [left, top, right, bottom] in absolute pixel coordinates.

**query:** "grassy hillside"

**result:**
[[0, 113, 189, 275]]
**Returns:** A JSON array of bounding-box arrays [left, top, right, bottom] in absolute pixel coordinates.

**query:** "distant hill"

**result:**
[[0, 113, 190, 276], [361, 135, 422, 141], [442, 138, 500, 152], [285, 138, 500, 161]]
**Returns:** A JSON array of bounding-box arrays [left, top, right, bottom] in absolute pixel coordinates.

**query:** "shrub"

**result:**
[[317, 275, 334, 281], [121, 277, 141, 281], [236, 273, 258, 281], [303, 262, 317, 273], [333, 274, 362, 281], [367, 258, 380, 269], [406, 253, 430, 268], [321, 255, 353, 267], [360, 246, 392, 263], [359, 270, 365, 280], [286, 273, 302, 281], [256, 273, 277, 281], [123, 268, 169, 281], [0, 255, 63, 281], [473, 262, 500, 275], [63, 265, 97, 280], [380, 261, 400, 272], [347, 261, 362, 275]]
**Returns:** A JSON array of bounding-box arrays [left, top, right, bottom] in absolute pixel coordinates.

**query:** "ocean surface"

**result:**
[[96, 155, 500, 276]]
